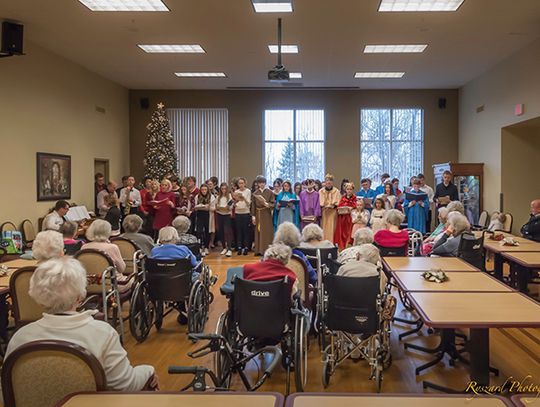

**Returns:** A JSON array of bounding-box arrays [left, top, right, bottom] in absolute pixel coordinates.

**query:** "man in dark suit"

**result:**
[[520, 199, 540, 242]]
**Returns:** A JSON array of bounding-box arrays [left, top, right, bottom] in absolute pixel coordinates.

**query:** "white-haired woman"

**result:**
[[32, 230, 65, 262], [421, 207, 449, 256], [337, 227, 374, 264], [172, 215, 198, 245], [121, 214, 155, 256], [243, 243, 298, 294], [150, 227, 197, 268], [82, 219, 126, 276], [274, 222, 316, 284], [4, 257, 159, 391], [374, 209, 409, 249], [299, 224, 334, 249], [431, 213, 471, 257], [337, 243, 387, 294]]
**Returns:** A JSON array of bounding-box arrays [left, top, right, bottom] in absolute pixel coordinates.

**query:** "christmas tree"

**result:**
[[143, 102, 178, 181]]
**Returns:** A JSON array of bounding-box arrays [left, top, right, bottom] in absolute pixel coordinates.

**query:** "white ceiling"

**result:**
[[2, 0, 540, 89]]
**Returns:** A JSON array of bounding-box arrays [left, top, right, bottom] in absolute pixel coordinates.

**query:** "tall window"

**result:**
[[360, 108, 423, 184], [167, 108, 229, 184], [264, 109, 325, 183]]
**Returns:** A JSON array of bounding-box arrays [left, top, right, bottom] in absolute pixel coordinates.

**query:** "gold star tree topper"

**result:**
[[157, 102, 165, 109]]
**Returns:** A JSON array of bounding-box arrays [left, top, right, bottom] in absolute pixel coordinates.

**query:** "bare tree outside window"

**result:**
[[264, 110, 325, 182], [360, 108, 423, 183]]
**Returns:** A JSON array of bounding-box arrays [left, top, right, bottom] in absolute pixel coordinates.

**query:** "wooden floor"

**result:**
[[124, 252, 540, 394]]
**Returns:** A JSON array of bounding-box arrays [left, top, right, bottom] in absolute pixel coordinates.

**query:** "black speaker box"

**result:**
[[1, 22, 24, 55], [140, 97, 150, 110], [438, 97, 447, 109]]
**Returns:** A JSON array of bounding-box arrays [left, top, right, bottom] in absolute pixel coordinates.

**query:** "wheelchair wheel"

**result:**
[[129, 282, 155, 343], [188, 280, 209, 336], [294, 313, 308, 392], [321, 350, 331, 388], [373, 350, 383, 392], [154, 301, 164, 330], [214, 312, 232, 389], [398, 288, 414, 311]]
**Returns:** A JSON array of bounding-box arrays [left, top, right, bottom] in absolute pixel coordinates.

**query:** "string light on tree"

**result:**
[[143, 102, 178, 180]]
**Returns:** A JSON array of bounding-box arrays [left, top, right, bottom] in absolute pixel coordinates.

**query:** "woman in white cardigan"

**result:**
[[4, 257, 158, 391]]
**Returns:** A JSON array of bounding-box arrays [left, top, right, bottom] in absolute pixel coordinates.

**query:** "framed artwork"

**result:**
[[36, 152, 71, 201]]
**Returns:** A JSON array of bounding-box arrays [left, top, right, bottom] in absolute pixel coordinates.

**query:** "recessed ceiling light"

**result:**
[[354, 72, 405, 78], [138, 45, 205, 53], [289, 72, 302, 79], [252, 0, 293, 13], [378, 0, 465, 12], [175, 72, 227, 78], [268, 45, 298, 54], [78, 0, 169, 11], [364, 44, 428, 53]]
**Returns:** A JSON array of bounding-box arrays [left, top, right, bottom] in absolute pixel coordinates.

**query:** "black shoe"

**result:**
[[242, 248, 249, 256], [177, 313, 188, 325], [237, 249, 242, 256]]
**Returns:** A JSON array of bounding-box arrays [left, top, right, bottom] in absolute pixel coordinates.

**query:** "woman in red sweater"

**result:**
[[334, 183, 357, 250], [374, 209, 409, 249]]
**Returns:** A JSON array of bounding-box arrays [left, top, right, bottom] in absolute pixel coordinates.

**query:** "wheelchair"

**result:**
[[178, 270, 310, 394], [129, 257, 216, 342], [319, 272, 394, 392]]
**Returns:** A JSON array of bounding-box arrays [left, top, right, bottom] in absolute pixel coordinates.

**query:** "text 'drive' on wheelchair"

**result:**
[[318, 272, 395, 392], [169, 272, 310, 394], [128, 256, 216, 342]]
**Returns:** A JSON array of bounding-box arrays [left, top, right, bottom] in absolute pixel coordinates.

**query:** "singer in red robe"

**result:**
[[333, 183, 357, 250]]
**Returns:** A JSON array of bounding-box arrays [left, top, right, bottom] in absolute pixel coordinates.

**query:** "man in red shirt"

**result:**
[[243, 243, 298, 294]]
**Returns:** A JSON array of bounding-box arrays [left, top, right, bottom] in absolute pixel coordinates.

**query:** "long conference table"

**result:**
[[383, 256, 540, 390]]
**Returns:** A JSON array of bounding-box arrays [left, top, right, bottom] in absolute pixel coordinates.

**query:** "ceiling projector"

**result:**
[[268, 65, 290, 83]]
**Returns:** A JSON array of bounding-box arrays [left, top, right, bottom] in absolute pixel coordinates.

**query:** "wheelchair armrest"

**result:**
[[168, 366, 207, 375]]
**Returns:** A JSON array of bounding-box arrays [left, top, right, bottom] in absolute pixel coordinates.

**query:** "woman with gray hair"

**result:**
[[150, 227, 197, 268], [299, 224, 334, 249], [82, 219, 126, 275], [243, 243, 298, 294], [273, 222, 317, 284], [121, 214, 155, 256], [431, 213, 471, 257], [374, 209, 409, 249], [337, 243, 387, 294], [446, 201, 465, 215], [172, 216, 198, 245], [337, 227, 374, 264], [4, 257, 159, 391], [32, 230, 65, 262], [421, 207, 450, 255]]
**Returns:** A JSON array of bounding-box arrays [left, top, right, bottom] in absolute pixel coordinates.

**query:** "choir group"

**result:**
[[92, 170, 452, 256]]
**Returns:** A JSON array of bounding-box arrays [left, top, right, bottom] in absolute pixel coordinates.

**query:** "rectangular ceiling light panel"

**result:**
[[79, 0, 169, 11], [138, 45, 205, 53], [175, 72, 227, 77], [354, 72, 405, 78], [268, 45, 299, 53], [378, 0, 465, 12], [252, 1, 293, 12], [364, 44, 428, 53]]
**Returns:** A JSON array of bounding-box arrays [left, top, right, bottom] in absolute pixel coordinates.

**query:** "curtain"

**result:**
[[167, 108, 229, 184]]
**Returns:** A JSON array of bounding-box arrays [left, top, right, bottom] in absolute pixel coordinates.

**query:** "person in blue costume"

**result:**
[[271, 178, 283, 231], [404, 178, 430, 234], [275, 180, 300, 229], [356, 178, 377, 210], [374, 173, 391, 196]]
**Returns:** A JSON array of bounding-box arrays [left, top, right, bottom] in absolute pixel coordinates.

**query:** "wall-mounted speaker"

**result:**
[[438, 97, 447, 109], [1, 22, 24, 56], [140, 97, 150, 110]]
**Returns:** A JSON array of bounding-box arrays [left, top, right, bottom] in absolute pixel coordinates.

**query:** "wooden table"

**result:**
[[501, 252, 540, 292], [383, 257, 479, 272], [392, 271, 513, 292], [286, 393, 512, 407], [57, 392, 283, 407], [408, 291, 540, 387], [511, 395, 540, 407], [0, 259, 37, 295]]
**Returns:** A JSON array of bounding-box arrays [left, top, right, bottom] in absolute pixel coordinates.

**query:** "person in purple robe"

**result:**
[[299, 179, 322, 230]]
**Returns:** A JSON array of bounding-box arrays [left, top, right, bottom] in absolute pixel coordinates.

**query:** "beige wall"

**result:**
[[501, 120, 540, 233], [129, 89, 458, 188], [0, 41, 129, 229], [459, 37, 540, 213]]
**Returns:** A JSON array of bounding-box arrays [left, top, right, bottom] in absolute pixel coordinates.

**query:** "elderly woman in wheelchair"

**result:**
[[321, 243, 395, 392], [169, 243, 310, 394], [128, 226, 215, 342]]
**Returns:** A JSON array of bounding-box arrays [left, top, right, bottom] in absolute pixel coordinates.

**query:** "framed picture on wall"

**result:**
[[36, 152, 71, 201]]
